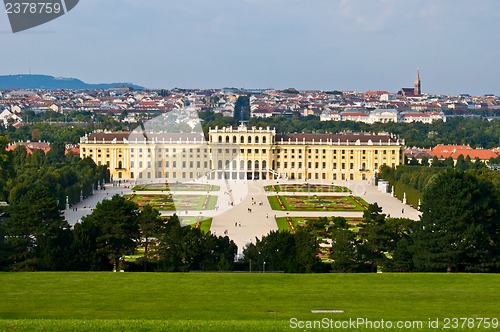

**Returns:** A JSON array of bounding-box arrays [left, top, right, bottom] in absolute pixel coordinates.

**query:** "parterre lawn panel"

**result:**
[[264, 184, 351, 193], [276, 216, 363, 232], [268, 195, 368, 211], [132, 183, 220, 192], [126, 194, 217, 210]]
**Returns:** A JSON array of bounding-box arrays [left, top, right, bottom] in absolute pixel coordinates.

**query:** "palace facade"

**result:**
[[79, 124, 405, 181]]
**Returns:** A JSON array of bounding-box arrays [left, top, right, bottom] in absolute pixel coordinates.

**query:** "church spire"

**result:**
[[414, 69, 421, 96]]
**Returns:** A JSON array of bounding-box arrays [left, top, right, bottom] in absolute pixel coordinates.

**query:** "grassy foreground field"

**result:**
[[0, 273, 498, 331]]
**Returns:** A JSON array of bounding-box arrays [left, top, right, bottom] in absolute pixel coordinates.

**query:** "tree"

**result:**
[[243, 229, 322, 273], [243, 231, 298, 272], [197, 232, 237, 271], [382, 218, 414, 272], [157, 214, 187, 271], [81, 195, 140, 270], [0, 137, 13, 201], [3, 186, 70, 271], [329, 217, 358, 272], [412, 170, 500, 272], [293, 228, 323, 273], [443, 156, 454, 168], [455, 154, 466, 170], [431, 156, 442, 167], [138, 204, 162, 260], [357, 203, 390, 271], [71, 220, 110, 271], [46, 142, 65, 164], [157, 215, 237, 272]]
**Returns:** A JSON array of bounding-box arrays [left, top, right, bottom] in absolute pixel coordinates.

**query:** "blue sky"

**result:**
[[1, 0, 499, 95]]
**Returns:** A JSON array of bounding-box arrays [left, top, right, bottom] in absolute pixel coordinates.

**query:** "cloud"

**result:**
[[337, 0, 401, 32]]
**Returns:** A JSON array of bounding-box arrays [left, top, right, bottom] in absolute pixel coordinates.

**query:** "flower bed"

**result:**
[[264, 183, 351, 193], [132, 183, 220, 192], [268, 195, 368, 212], [125, 194, 218, 210]]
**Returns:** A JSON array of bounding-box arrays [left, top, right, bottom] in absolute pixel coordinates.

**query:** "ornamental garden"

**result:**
[[268, 195, 368, 211], [264, 183, 351, 193], [275, 216, 363, 233], [132, 183, 220, 192], [126, 194, 218, 210]]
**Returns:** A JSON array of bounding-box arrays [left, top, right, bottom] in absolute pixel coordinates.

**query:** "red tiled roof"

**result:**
[[276, 133, 399, 144], [430, 145, 471, 158], [6, 142, 51, 154], [451, 150, 498, 160]]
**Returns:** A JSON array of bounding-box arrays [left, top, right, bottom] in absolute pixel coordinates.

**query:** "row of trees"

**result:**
[[0, 193, 238, 272], [407, 154, 495, 169], [243, 170, 499, 273], [243, 228, 325, 273], [1, 171, 497, 272], [379, 165, 500, 209], [347, 171, 499, 272], [0, 142, 108, 206]]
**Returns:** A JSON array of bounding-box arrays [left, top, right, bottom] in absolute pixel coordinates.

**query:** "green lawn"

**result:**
[[0, 273, 498, 331], [179, 216, 213, 233], [268, 195, 368, 211]]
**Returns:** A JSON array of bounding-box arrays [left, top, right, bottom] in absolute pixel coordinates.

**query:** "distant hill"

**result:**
[[0, 74, 144, 90]]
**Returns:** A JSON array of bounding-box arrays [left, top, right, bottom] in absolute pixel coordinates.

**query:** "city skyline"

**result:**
[[1, 0, 499, 95]]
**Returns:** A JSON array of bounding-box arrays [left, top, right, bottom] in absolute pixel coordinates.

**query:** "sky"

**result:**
[[1, 0, 499, 95]]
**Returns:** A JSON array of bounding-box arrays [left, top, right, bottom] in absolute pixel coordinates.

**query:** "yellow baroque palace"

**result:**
[[79, 124, 404, 181]]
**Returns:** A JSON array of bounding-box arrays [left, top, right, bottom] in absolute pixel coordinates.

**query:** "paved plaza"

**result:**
[[64, 179, 421, 255]]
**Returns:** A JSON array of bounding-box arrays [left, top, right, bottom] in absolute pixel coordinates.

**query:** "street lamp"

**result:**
[[263, 261, 266, 273]]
